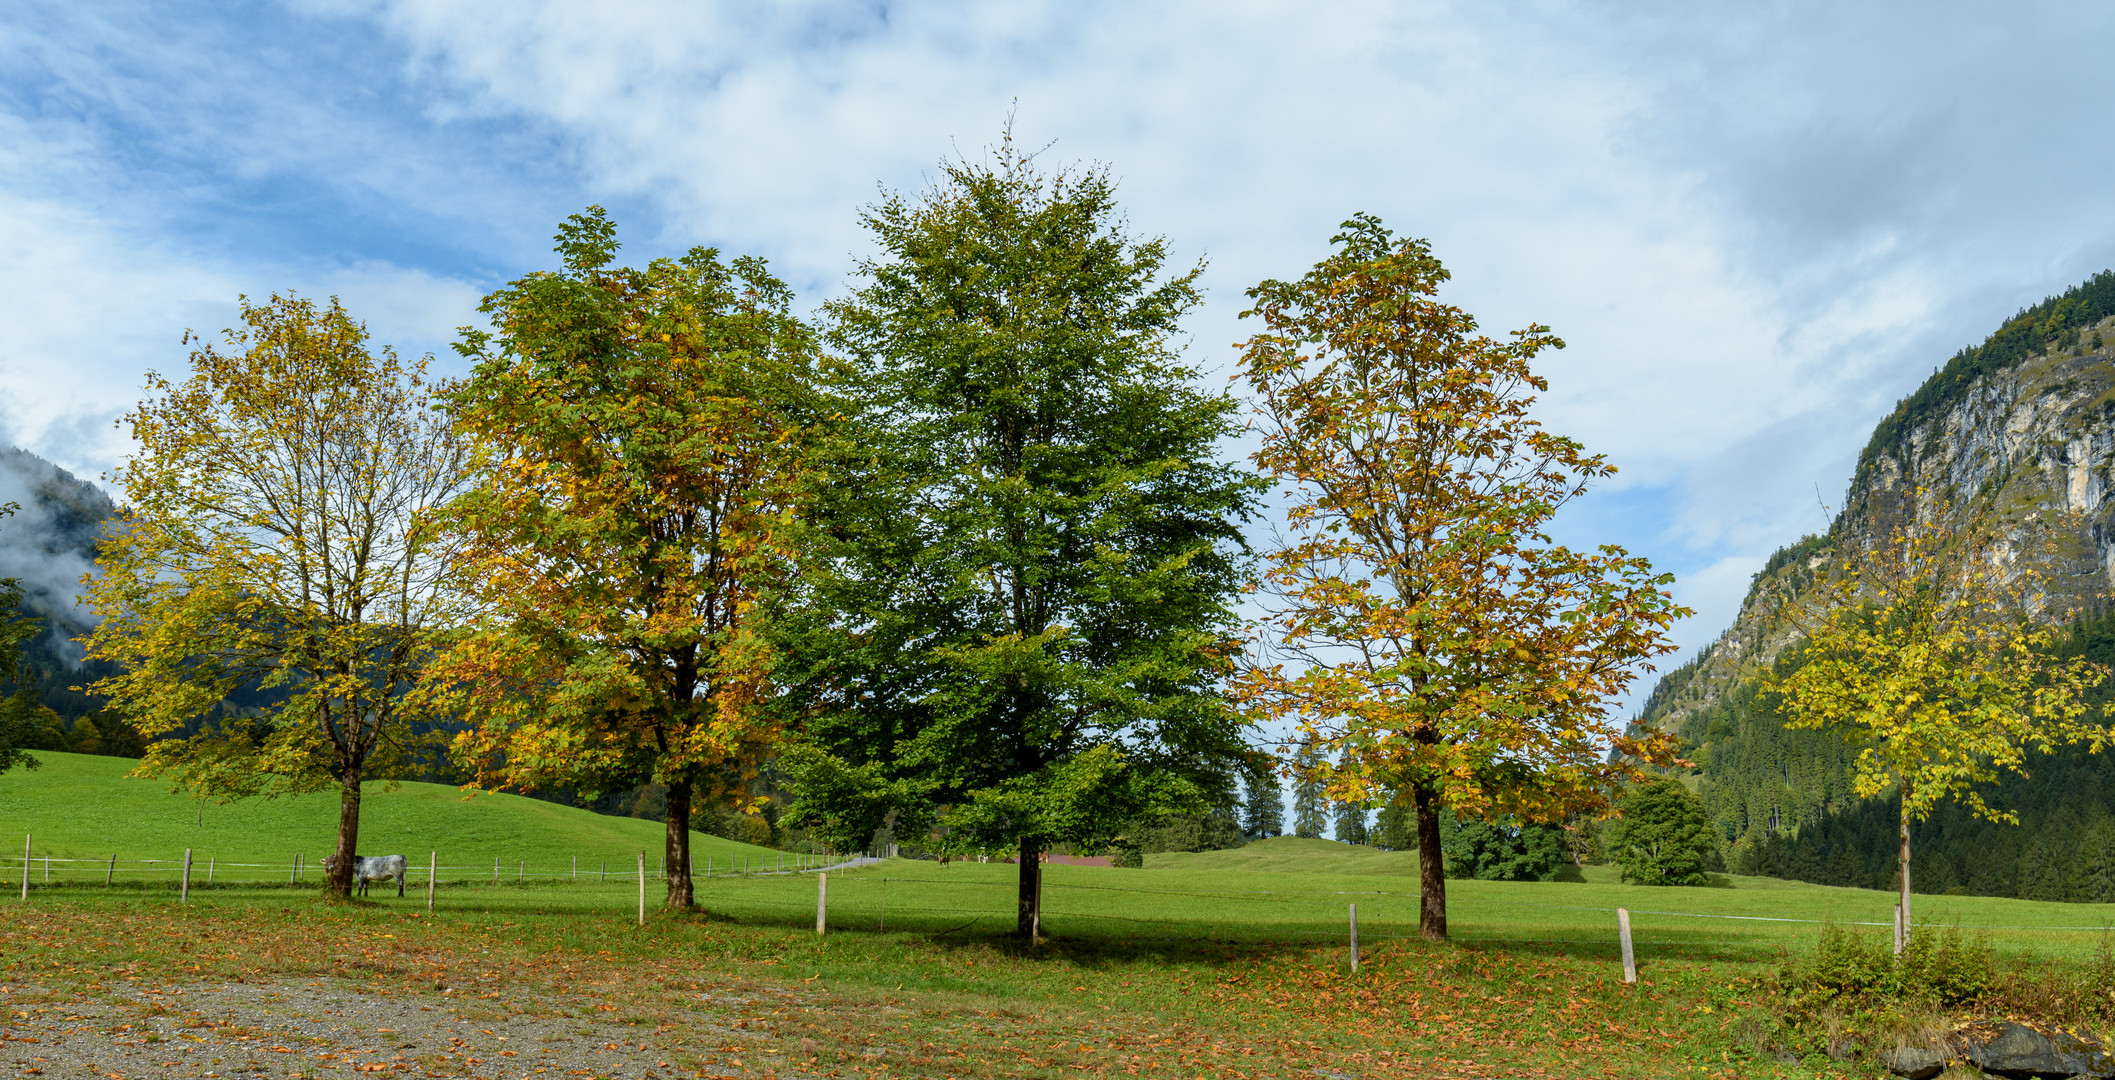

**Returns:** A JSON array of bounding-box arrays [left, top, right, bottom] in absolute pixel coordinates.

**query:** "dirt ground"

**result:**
[[2, 977, 777, 1079]]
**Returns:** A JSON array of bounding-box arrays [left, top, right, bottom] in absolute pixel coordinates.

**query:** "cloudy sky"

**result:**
[[7, 0, 2115, 698]]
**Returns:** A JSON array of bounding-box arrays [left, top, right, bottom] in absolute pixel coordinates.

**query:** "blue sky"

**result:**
[[8, 0, 2115, 707]]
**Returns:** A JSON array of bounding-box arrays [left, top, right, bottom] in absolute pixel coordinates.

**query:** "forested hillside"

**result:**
[[1640, 270, 2115, 900], [0, 448, 133, 754]]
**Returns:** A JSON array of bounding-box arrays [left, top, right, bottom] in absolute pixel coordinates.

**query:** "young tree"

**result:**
[[782, 135, 1262, 936], [84, 295, 469, 896], [1607, 777, 1719, 885], [1772, 516, 2107, 940], [1291, 738, 1328, 839], [1240, 764, 1285, 838], [428, 209, 822, 909], [1232, 215, 1687, 939]]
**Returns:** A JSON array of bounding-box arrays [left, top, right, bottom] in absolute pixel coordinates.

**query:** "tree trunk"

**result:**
[[1413, 782, 1446, 941], [330, 768, 363, 898], [1017, 835, 1042, 938], [1898, 782, 1913, 949], [666, 778, 693, 909]]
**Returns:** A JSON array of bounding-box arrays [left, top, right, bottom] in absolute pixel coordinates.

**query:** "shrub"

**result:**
[[1775, 925, 1993, 1016], [1440, 812, 1566, 881], [1608, 777, 1719, 885]]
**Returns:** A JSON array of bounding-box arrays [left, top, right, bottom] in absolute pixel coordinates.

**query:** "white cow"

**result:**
[[321, 853, 407, 897]]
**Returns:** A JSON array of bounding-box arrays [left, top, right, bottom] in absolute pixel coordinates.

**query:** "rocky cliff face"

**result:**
[[1639, 303, 2115, 737]]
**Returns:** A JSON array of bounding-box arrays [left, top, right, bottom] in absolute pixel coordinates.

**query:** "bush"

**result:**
[[1775, 925, 1993, 1016], [1609, 777, 1719, 885], [1440, 812, 1566, 881]]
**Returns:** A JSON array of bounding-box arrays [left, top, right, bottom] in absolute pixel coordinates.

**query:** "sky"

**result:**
[[7, 0, 2115, 710]]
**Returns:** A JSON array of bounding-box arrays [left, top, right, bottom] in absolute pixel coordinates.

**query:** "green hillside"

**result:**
[[0, 752, 782, 882]]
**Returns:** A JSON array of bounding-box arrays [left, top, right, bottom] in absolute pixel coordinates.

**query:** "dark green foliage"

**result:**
[[1138, 806, 1243, 854], [1609, 777, 1720, 885], [1372, 802, 1414, 851], [1239, 765, 1283, 839], [1332, 799, 1368, 845], [780, 137, 1262, 894], [1861, 270, 2115, 468], [1439, 810, 1566, 881], [1290, 740, 1327, 839]]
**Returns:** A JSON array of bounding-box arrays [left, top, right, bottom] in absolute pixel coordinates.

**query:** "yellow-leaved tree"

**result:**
[[1772, 512, 2108, 941], [1232, 215, 1689, 940], [423, 209, 825, 909], [85, 295, 470, 897]]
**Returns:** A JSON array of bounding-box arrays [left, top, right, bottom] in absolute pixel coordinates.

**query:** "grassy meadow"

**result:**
[[13, 754, 2115, 1076], [0, 751, 786, 884]]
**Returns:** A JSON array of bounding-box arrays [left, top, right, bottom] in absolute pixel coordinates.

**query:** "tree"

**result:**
[[0, 507, 47, 777], [782, 134, 1262, 936], [84, 295, 468, 896], [1607, 777, 1719, 885], [1240, 763, 1284, 839], [1332, 797, 1369, 845], [427, 208, 822, 910], [1771, 514, 2107, 942], [1232, 216, 1687, 940], [1291, 738, 1328, 839], [1373, 801, 1415, 851], [1439, 812, 1567, 881]]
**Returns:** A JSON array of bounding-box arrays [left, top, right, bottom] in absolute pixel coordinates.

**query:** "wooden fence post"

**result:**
[[181, 849, 193, 903], [1349, 903, 1359, 973], [517, 860, 524, 885], [1617, 908, 1637, 984], [572, 856, 577, 881], [493, 858, 499, 886], [207, 856, 215, 884], [428, 851, 437, 913], [20, 833, 28, 900], [636, 851, 646, 927], [106, 854, 115, 887], [816, 871, 828, 936]]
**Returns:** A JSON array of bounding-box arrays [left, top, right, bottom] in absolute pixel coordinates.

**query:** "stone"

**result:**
[[1964, 1021, 2115, 1079], [1881, 1045, 1946, 1080]]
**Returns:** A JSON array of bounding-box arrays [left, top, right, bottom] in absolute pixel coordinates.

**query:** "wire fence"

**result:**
[[12, 841, 2115, 965]]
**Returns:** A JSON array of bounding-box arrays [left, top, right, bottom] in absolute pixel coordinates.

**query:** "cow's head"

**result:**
[[321, 854, 341, 872]]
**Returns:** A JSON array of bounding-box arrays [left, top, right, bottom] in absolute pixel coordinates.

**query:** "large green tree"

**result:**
[[782, 137, 1262, 935]]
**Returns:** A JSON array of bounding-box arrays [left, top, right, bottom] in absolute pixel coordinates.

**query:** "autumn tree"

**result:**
[[1772, 514, 2107, 941], [428, 208, 822, 909], [1233, 215, 1687, 940], [780, 136, 1262, 936], [84, 295, 469, 896]]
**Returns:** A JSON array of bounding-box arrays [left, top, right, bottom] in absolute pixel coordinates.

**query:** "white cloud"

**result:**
[[12, 0, 2115, 693]]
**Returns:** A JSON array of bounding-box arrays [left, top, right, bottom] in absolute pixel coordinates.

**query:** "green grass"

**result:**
[[0, 751, 786, 885]]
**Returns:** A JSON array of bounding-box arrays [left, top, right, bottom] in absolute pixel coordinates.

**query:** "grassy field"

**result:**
[[0, 751, 787, 884], [13, 761, 2115, 1076]]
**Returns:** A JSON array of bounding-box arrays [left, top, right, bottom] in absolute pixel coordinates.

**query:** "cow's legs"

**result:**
[[396, 872, 404, 897]]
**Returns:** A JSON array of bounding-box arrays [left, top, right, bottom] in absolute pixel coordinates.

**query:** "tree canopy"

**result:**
[[781, 136, 1262, 935], [1233, 214, 1687, 939], [426, 208, 825, 909], [84, 294, 469, 896]]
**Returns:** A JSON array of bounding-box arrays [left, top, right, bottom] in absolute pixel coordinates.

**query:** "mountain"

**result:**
[[1633, 271, 2115, 897], [0, 448, 121, 725]]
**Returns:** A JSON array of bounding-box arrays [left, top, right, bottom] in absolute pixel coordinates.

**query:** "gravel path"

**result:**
[[2, 977, 776, 1078]]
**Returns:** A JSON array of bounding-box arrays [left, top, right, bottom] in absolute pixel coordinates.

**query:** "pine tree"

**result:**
[[1291, 740, 1327, 838], [1373, 802, 1415, 851], [1240, 766, 1285, 839], [1333, 799, 1369, 845]]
